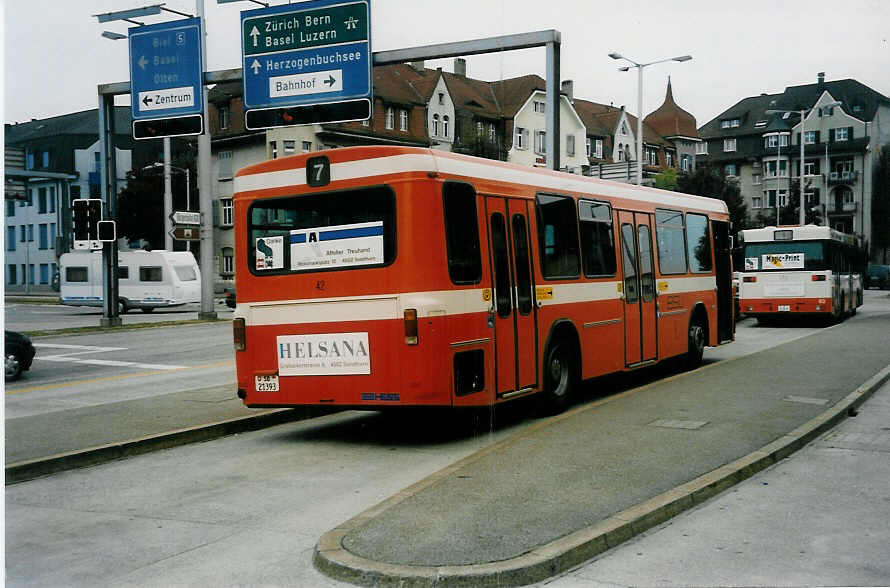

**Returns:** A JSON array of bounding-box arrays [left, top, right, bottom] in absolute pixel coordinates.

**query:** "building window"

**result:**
[[752, 196, 762, 209], [804, 130, 818, 144], [535, 130, 547, 155], [665, 151, 674, 167], [40, 264, 49, 285], [442, 115, 449, 138], [620, 121, 629, 135], [438, 92, 444, 105], [222, 247, 234, 275], [778, 190, 788, 207], [6, 199, 15, 217], [488, 123, 496, 142], [42, 151, 50, 168], [283, 140, 296, 155], [586, 138, 592, 157], [753, 174, 762, 185], [765, 160, 788, 177], [432, 114, 440, 137], [618, 143, 624, 162], [724, 164, 737, 177], [754, 120, 768, 128], [681, 154, 691, 171], [270, 141, 278, 159], [765, 135, 778, 148], [302, 141, 312, 152], [361, 119, 370, 126], [803, 161, 816, 176], [567, 134, 575, 156], [515, 126, 528, 150], [7, 264, 16, 285], [385, 107, 394, 130], [27, 224, 34, 242], [766, 190, 776, 207], [835, 127, 849, 141], [695, 142, 708, 155], [780, 134, 789, 147], [20, 225, 26, 243], [218, 150, 233, 179], [476, 121, 483, 136], [7, 227, 15, 251], [594, 139, 603, 159], [39, 224, 48, 249], [399, 109, 408, 131], [646, 147, 658, 165], [38, 188, 47, 213], [220, 198, 233, 226], [533, 100, 546, 113], [721, 118, 740, 129], [219, 104, 230, 130]]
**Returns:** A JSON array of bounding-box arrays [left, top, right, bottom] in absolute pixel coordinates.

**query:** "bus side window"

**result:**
[[442, 182, 482, 284], [579, 200, 616, 277], [655, 209, 688, 275], [536, 194, 580, 279], [686, 213, 712, 273]]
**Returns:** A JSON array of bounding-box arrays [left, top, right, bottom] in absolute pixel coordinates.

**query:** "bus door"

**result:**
[[485, 197, 537, 397], [619, 211, 657, 366]]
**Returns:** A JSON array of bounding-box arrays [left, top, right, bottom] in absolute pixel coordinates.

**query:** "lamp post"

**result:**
[[609, 52, 692, 185], [767, 100, 841, 226]]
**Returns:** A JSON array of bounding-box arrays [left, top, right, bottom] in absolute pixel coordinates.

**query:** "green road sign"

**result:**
[[242, 2, 368, 56]]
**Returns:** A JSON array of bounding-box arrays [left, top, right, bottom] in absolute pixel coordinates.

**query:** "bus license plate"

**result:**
[[778, 305, 791, 312], [255, 375, 279, 392]]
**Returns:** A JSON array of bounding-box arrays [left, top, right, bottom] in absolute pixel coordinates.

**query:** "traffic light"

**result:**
[[97, 220, 116, 242], [72, 199, 90, 242], [132, 114, 203, 140], [72, 198, 103, 249], [245, 99, 371, 130]]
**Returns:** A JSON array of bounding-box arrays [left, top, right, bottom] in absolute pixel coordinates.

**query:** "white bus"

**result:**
[[60, 250, 201, 314], [738, 225, 864, 323]]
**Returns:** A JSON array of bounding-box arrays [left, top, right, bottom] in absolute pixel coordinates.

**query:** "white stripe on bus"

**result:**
[[241, 276, 715, 326], [235, 152, 728, 214]]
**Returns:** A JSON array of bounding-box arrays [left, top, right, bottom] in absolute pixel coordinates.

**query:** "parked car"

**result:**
[[5, 330, 36, 381], [866, 264, 890, 290]]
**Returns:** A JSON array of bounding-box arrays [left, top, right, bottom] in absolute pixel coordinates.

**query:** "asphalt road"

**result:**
[[7, 292, 886, 587]]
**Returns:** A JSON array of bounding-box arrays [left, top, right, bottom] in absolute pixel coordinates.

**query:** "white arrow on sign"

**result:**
[[251, 59, 261, 75], [250, 25, 260, 47], [138, 55, 148, 70]]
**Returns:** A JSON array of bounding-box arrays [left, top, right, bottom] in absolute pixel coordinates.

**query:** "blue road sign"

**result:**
[[129, 18, 204, 121], [241, 0, 371, 113]]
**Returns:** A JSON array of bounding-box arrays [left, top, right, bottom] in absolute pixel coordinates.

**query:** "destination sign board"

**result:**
[[129, 18, 204, 138], [241, 0, 371, 122]]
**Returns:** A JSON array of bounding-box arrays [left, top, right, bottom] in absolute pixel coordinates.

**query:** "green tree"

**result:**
[[754, 182, 823, 228], [872, 144, 890, 263], [654, 167, 678, 190], [116, 159, 196, 249], [676, 165, 749, 232]]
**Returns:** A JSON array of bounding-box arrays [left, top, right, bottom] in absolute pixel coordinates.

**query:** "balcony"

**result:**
[[826, 201, 858, 214], [827, 170, 859, 185]]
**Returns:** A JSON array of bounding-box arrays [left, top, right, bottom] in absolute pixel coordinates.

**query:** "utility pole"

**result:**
[[196, 0, 217, 319]]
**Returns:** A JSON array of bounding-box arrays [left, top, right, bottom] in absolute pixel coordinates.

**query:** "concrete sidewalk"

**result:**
[[315, 312, 890, 586]]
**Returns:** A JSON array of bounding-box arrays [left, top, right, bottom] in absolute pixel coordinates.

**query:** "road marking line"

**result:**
[[5, 360, 235, 395], [33, 343, 127, 352], [37, 357, 187, 370]]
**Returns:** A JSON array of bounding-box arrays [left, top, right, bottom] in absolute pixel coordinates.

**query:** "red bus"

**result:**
[[232, 146, 734, 412]]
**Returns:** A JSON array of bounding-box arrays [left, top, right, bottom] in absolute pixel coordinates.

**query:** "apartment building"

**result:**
[[4, 108, 136, 292], [698, 73, 890, 250]]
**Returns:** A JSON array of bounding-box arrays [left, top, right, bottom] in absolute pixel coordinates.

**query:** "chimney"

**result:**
[[410, 61, 425, 73], [818, 72, 825, 87], [454, 58, 466, 77], [561, 80, 574, 103]]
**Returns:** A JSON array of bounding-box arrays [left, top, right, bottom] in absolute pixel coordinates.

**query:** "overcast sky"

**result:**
[[3, 0, 890, 129]]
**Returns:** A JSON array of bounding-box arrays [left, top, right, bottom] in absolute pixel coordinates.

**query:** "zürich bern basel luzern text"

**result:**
[[264, 14, 337, 47]]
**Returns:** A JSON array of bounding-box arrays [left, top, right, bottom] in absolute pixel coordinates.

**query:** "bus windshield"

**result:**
[[743, 240, 826, 271], [247, 186, 396, 275]]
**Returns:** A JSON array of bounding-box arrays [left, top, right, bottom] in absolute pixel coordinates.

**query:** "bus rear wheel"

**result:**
[[540, 339, 576, 414], [685, 317, 706, 370]]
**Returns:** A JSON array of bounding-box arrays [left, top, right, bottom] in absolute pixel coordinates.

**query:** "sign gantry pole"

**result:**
[[197, 0, 217, 319]]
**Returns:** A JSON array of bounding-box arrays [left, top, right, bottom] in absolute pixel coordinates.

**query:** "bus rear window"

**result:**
[[248, 186, 395, 274], [743, 241, 826, 270]]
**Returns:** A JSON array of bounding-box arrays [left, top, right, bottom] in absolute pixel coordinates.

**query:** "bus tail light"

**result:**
[[812, 274, 827, 281], [233, 317, 246, 351], [743, 276, 757, 283], [404, 309, 418, 345]]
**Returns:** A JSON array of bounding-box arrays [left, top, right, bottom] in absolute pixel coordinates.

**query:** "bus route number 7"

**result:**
[[306, 156, 330, 187]]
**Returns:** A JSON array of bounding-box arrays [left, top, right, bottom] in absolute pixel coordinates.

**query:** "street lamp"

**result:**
[[609, 52, 692, 185], [767, 100, 841, 226]]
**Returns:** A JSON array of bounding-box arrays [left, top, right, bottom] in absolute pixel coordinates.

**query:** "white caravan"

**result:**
[[60, 250, 201, 313]]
